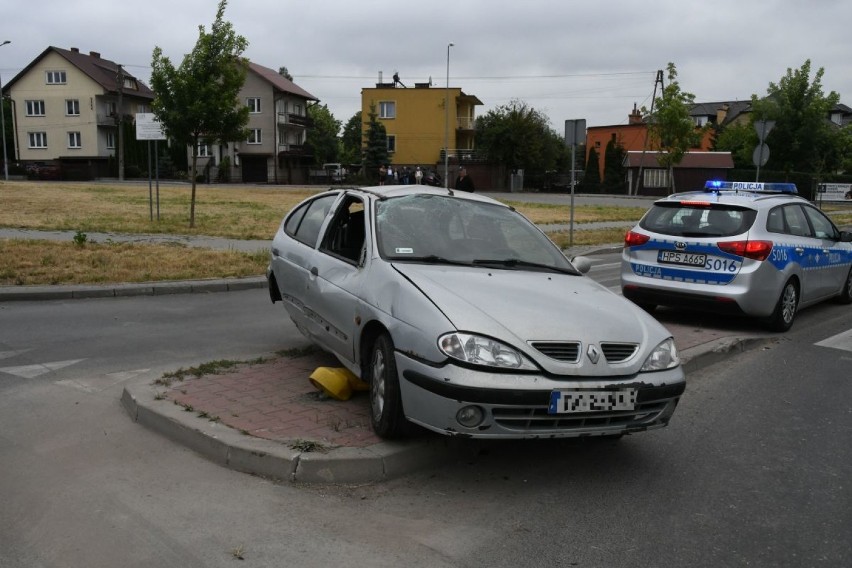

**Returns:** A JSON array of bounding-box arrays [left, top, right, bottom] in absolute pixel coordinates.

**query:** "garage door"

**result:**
[[241, 156, 268, 183]]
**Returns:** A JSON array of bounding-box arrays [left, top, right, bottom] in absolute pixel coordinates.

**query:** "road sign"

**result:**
[[564, 119, 586, 147], [754, 120, 775, 141], [753, 143, 770, 167], [135, 113, 166, 141]]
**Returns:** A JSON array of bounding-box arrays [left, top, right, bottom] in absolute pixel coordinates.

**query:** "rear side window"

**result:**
[[640, 204, 754, 237], [285, 194, 338, 247]]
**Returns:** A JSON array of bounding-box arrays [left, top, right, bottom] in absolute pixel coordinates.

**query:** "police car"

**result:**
[[621, 181, 852, 331]]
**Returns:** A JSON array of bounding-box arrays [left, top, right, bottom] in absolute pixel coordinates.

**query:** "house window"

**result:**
[[642, 168, 669, 188], [68, 132, 82, 148], [293, 104, 302, 116], [386, 135, 396, 153], [26, 100, 46, 116], [28, 132, 48, 148], [247, 97, 261, 113], [197, 143, 212, 157], [106, 131, 115, 149], [106, 101, 117, 116], [379, 101, 396, 119], [46, 70, 67, 84], [66, 99, 80, 116], [247, 129, 262, 144], [122, 77, 137, 90]]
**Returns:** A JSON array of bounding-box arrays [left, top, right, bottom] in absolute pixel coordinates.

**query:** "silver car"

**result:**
[[268, 185, 684, 439], [622, 181, 852, 331]]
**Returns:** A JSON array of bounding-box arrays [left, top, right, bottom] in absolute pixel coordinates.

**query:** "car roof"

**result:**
[[655, 188, 808, 209], [330, 184, 509, 207]]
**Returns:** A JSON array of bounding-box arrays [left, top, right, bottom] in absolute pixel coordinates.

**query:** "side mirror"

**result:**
[[571, 255, 592, 274], [840, 231, 852, 243]]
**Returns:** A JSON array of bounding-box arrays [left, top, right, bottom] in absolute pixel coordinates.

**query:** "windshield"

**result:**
[[640, 203, 756, 237], [375, 194, 576, 272]]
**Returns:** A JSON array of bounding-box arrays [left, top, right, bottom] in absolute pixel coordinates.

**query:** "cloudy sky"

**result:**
[[2, 0, 850, 132]]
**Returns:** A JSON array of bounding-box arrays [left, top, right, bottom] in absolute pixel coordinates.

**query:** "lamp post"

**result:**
[[1, 40, 10, 181], [444, 42, 454, 189]]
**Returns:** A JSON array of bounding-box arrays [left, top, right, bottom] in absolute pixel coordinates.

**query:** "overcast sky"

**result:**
[[2, 0, 850, 132]]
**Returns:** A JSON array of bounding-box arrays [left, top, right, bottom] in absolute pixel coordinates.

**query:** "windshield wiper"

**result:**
[[394, 255, 474, 267], [471, 258, 577, 274]]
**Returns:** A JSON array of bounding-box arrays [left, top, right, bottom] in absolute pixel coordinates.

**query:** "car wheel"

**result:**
[[369, 333, 408, 439], [765, 279, 798, 332], [836, 267, 852, 305]]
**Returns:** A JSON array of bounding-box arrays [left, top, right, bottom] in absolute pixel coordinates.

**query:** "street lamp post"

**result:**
[[1, 40, 10, 181], [444, 42, 454, 189]]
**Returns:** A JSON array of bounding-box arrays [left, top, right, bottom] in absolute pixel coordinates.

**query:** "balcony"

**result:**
[[278, 144, 311, 157], [456, 117, 475, 131], [277, 113, 312, 128], [440, 148, 485, 162]]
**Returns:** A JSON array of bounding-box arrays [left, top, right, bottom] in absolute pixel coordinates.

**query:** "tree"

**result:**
[[578, 146, 601, 193], [601, 137, 627, 193], [149, 0, 249, 227], [714, 121, 757, 169], [362, 103, 388, 183], [474, 99, 566, 186], [304, 104, 341, 165], [278, 66, 293, 81], [340, 111, 362, 166], [642, 63, 702, 192], [751, 60, 841, 175]]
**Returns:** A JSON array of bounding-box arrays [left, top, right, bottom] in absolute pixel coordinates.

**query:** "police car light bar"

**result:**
[[704, 180, 798, 194]]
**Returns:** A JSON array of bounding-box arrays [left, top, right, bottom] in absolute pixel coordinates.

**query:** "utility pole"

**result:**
[[635, 69, 664, 195], [116, 64, 125, 181]]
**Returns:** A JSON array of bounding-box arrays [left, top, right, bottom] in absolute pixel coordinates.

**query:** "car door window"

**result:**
[[320, 195, 366, 264], [286, 194, 338, 247], [782, 205, 812, 237], [802, 206, 838, 240]]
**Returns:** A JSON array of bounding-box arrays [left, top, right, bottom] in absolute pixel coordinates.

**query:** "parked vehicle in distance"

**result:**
[[268, 185, 685, 439], [308, 163, 347, 183], [621, 181, 852, 331]]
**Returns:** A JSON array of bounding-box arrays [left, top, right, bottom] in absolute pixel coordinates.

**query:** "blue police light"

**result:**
[[704, 180, 797, 194]]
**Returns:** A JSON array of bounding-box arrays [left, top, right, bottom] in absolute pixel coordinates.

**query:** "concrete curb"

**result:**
[[0, 276, 266, 302], [120, 335, 772, 484]]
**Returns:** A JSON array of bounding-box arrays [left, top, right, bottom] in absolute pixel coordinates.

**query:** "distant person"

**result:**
[[378, 164, 386, 186], [454, 167, 475, 192], [414, 166, 423, 184]]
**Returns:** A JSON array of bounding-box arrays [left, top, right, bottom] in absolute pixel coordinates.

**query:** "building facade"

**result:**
[[194, 62, 319, 184], [2, 46, 154, 179], [361, 78, 482, 178]]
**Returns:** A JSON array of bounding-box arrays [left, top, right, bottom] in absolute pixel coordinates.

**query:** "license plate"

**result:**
[[658, 250, 707, 267], [548, 389, 636, 414]]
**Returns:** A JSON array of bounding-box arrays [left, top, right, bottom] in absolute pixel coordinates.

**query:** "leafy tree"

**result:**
[[601, 137, 627, 193], [642, 63, 702, 192], [714, 121, 757, 169], [340, 111, 362, 166], [304, 104, 341, 165], [362, 103, 388, 183], [578, 146, 601, 193], [149, 0, 249, 227], [278, 66, 293, 81], [751, 60, 841, 175]]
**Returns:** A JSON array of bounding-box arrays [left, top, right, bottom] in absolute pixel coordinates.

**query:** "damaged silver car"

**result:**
[[268, 185, 685, 439]]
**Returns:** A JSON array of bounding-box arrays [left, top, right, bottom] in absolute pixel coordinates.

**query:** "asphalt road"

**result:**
[[1, 257, 850, 566]]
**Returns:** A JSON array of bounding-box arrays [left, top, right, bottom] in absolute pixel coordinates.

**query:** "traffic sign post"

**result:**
[[564, 119, 586, 248], [753, 120, 775, 182]]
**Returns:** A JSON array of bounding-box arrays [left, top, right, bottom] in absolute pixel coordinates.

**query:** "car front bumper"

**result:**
[[395, 351, 685, 439]]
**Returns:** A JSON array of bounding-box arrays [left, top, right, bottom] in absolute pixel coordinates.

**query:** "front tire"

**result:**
[[765, 279, 798, 332], [369, 333, 408, 439]]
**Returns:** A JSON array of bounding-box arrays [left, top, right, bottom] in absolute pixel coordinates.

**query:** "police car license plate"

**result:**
[[548, 389, 636, 414], [658, 250, 707, 267]]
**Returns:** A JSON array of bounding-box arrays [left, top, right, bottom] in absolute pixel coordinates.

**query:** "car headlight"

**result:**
[[641, 338, 680, 371], [438, 333, 536, 370]]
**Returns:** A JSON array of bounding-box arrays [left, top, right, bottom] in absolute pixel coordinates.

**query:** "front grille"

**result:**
[[600, 343, 638, 363], [530, 341, 580, 362], [492, 397, 673, 432], [529, 341, 638, 364]]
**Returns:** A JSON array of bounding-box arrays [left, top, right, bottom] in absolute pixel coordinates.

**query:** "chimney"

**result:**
[[89, 51, 100, 59], [628, 103, 643, 125], [70, 47, 79, 53]]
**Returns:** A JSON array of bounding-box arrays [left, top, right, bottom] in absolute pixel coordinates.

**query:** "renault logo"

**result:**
[[587, 344, 601, 364]]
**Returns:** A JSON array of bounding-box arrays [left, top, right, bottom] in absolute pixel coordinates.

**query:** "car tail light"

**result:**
[[717, 240, 773, 261], [624, 230, 650, 247]]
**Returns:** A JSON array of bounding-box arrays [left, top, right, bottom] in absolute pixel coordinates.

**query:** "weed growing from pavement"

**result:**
[[290, 439, 327, 453], [230, 545, 246, 560]]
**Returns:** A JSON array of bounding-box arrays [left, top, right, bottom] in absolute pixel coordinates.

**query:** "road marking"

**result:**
[[815, 329, 852, 353], [105, 369, 151, 381], [0, 359, 85, 379]]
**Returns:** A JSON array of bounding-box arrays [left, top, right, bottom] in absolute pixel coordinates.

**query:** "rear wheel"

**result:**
[[765, 279, 798, 332], [369, 333, 408, 439], [836, 267, 852, 304]]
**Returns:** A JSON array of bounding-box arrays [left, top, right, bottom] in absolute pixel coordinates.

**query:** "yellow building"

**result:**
[[361, 79, 482, 170]]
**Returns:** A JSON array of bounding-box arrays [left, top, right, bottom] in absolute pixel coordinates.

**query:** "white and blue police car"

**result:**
[[621, 181, 852, 331]]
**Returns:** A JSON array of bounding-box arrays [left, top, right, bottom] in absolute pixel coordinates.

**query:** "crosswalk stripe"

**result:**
[[0, 359, 86, 379]]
